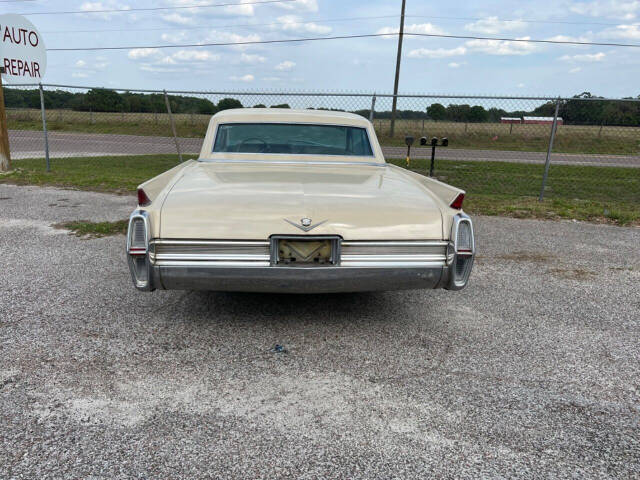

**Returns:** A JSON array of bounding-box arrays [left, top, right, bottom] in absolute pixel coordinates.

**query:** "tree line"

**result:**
[[3, 87, 639, 126]]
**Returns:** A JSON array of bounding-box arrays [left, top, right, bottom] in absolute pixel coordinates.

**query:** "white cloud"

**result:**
[[465, 37, 539, 55], [546, 34, 594, 43], [517, 83, 525, 88], [171, 50, 218, 62], [599, 23, 640, 39], [570, 0, 640, 20], [205, 31, 261, 50], [79, 1, 131, 20], [275, 0, 318, 12], [161, 32, 188, 43], [558, 52, 606, 62], [230, 74, 255, 82], [74, 59, 109, 72], [140, 65, 188, 74], [223, 0, 256, 17], [275, 60, 296, 71], [161, 13, 195, 25], [464, 16, 526, 34], [569, 67, 582, 73], [447, 61, 466, 68], [129, 48, 218, 75], [240, 53, 266, 63], [377, 23, 446, 37], [128, 48, 161, 59], [407, 47, 467, 58], [275, 15, 332, 34]]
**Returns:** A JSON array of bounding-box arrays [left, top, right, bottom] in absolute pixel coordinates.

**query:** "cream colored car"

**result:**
[[126, 108, 475, 293]]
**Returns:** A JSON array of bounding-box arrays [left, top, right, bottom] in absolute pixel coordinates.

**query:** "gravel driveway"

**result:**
[[1, 184, 639, 479]]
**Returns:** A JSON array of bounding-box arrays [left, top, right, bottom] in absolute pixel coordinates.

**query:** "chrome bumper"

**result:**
[[152, 265, 445, 293], [127, 212, 475, 293]]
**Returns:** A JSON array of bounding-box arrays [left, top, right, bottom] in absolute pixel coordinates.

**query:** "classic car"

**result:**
[[126, 108, 475, 293]]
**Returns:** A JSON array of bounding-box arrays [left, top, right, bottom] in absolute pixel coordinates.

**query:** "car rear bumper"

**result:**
[[150, 264, 447, 293], [126, 211, 475, 293]]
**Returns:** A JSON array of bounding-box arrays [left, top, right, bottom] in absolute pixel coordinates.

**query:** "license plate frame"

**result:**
[[270, 235, 341, 266]]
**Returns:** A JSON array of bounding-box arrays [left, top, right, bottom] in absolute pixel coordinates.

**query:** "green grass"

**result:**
[[58, 219, 129, 237], [0, 154, 193, 193], [389, 157, 640, 225], [1, 154, 638, 226]]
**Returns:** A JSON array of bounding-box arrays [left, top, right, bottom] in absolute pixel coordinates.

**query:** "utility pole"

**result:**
[[389, 0, 406, 139], [0, 67, 10, 172]]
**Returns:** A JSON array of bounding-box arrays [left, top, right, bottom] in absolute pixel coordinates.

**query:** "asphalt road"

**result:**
[[1, 184, 639, 478], [9, 130, 640, 167]]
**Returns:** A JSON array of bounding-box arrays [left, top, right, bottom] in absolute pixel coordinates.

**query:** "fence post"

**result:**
[[163, 89, 183, 162], [538, 98, 561, 202], [369, 93, 376, 123], [38, 83, 50, 172], [0, 67, 11, 172]]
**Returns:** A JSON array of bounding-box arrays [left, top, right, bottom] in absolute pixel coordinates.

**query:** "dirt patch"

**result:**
[[495, 251, 555, 263], [548, 268, 596, 281]]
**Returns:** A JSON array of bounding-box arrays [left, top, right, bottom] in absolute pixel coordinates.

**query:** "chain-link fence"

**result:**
[[3, 82, 640, 215]]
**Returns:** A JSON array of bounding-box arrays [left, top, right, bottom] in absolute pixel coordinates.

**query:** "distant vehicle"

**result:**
[[126, 109, 475, 293]]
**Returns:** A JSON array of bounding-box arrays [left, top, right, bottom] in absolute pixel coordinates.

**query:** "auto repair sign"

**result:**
[[0, 14, 46, 79]]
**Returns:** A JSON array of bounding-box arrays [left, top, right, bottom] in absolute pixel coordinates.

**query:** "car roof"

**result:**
[[212, 108, 371, 127]]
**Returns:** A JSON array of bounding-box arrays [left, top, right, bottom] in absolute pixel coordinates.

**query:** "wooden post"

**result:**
[[0, 68, 11, 172]]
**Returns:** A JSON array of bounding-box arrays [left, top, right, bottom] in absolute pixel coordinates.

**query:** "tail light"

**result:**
[[137, 188, 151, 207], [447, 214, 475, 290], [450, 193, 465, 209], [127, 213, 153, 291]]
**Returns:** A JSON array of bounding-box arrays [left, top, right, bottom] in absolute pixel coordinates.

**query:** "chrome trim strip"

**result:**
[[156, 261, 444, 269], [340, 261, 446, 268], [341, 241, 448, 247], [341, 255, 446, 262], [151, 240, 269, 246], [198, 158, 386, 167], [155, 254, 270, 262], [156, 260, 272, 268]]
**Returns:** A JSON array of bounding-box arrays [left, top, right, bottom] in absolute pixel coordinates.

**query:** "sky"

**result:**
[[3, 0, 640, 97]]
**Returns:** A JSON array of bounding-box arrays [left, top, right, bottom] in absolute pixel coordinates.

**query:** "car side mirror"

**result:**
[[405, 136, 414, 146], [420, 136, 428, 146], [430, 137, 438, 147], [441, 137, 448, 147]]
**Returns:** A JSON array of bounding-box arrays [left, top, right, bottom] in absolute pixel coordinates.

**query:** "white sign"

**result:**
[[0, 14, 46, 80]]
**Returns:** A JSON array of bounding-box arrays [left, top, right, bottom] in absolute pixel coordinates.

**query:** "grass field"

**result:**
[[7, 108, 640, 156], [57, 219, 128, 237], [1, 154, 638, 225]]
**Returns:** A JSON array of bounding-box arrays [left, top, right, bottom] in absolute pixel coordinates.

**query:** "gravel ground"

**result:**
[[1, 183, 639, 479]]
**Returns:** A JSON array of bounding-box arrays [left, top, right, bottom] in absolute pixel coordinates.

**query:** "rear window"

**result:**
[[212, 123, 374, 156]]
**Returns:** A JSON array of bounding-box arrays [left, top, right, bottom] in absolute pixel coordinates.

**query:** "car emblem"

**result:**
[[284, 217, 327, 232]]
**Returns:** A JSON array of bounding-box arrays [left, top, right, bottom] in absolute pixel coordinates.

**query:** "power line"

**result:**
[[39, 13, 637, 35], [409, 14, 638, 28], [45, 32, 640, 52], [41, 14, 399, 34], [19, 0, 296, 16]]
